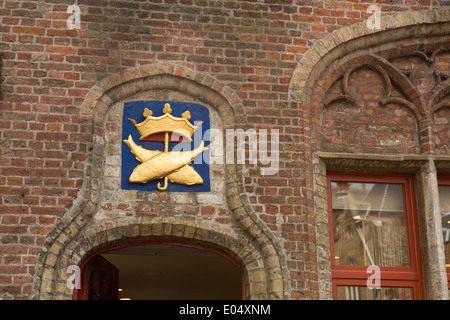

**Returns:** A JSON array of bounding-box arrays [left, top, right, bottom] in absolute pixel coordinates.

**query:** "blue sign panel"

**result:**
[[121, 101, 210, 192]]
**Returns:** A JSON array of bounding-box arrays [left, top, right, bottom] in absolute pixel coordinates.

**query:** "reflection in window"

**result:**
[[337, 286, 413, 300], [331, 182, 409, 267], [439, 186, 450, 269]]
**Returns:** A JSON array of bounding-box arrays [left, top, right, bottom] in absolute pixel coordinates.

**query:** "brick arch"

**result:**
[[300, 13, 450, 156], [288, 9, 450, 299], [430, 79, 450, 115], [32, 63, 288, 300], [431, 79, 450, 155], [291, 10, 450, 159], [319, 54, 424, 121], [57, 217, 265, 300], [289, 8, 450, 105]]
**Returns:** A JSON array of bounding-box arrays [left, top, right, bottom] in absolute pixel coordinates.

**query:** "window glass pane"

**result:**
[[438, 186, 450, 269], [337, 286, 413, 300], [331, 182, 410, 267]]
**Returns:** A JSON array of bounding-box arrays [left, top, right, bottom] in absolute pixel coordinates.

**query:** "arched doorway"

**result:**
[[32, 64, 287, 300], [74, 241, 244, 300]]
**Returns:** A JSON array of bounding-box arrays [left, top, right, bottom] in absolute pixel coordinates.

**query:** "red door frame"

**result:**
[[73, 239, 246, 300], [438, 174, 450, 288], [327, 172, 424, 300], [82, 255, 119, 300]]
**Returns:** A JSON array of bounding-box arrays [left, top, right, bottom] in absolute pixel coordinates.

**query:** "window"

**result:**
[[438, 174, 450, 291], [327, 173, 423, 300]]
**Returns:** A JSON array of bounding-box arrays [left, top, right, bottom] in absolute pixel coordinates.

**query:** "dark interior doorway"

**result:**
[[75, 242, 244, 300]]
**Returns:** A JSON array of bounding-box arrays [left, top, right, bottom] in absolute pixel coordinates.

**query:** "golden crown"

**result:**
[[128, 103, 201, 142]]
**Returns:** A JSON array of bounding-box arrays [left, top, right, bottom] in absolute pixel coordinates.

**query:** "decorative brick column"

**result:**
[[415, 159, 448, 299]]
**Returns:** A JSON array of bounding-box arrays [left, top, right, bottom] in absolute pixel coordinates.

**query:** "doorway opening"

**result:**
[[74, 241, 245, 300]]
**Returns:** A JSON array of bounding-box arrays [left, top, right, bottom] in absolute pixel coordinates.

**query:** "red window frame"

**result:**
[[327, 173, 424, 300], [438, 174, 450, 288]]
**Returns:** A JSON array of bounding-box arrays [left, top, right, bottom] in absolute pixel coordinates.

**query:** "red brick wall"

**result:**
[[321, 66, 420, 154], [312, 40, 450, 156], [0, 0, 449, 300]]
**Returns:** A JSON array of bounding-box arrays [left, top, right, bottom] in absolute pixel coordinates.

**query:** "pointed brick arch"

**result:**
[[32, 63, 288, 300], [289, 8, 450, 300], [290, 8, 450, 105]]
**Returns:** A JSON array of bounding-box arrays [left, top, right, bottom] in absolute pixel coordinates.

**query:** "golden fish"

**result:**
[[123, 135, 161, 162], [123, 135, 207, 185]]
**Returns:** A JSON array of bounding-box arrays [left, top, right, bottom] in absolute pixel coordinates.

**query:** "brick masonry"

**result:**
[[0, 1, 449, 300]]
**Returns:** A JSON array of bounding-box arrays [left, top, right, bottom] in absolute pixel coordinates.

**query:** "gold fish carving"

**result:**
[[123, 135, 207, 187], [124, 103, 207, 191]]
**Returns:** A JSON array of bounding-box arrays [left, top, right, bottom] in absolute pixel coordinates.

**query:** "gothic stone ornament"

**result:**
[[121, 101, 210, 192]]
